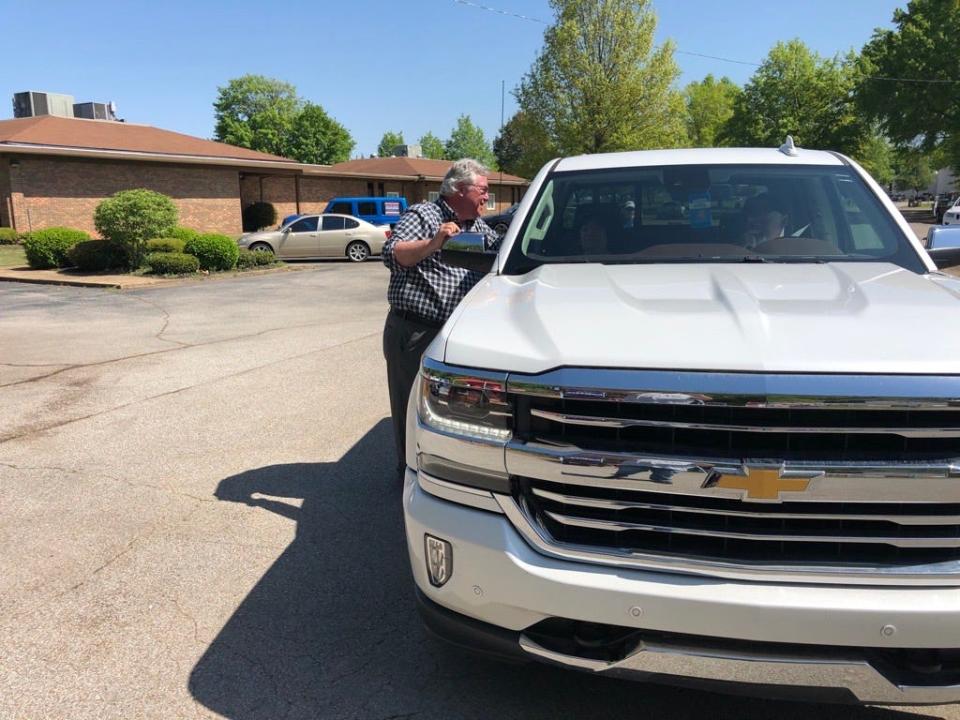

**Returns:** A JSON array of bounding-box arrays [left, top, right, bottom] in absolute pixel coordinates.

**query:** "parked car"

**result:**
[[238, 214, 389, 261], [940, 196, 960, 225], [936, 193, 960, 224], [324, 196, 408, 228], [482, 203, 520, 236], [404, 144, 960, 705]]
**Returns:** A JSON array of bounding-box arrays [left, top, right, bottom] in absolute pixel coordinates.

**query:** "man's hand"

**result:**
[[394, 221, 461, 268]]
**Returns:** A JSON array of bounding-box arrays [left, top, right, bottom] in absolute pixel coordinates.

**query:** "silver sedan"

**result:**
[[238, 214, 390, 261]]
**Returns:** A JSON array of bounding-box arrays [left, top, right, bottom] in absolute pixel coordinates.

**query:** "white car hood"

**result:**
[[440, 262, 960, 374]]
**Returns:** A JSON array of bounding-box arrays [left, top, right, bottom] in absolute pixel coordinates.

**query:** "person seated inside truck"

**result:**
[[740, 193, 789, 249]]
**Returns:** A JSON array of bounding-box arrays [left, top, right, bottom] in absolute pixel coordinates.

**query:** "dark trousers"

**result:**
[[383, 310, 440, 472]]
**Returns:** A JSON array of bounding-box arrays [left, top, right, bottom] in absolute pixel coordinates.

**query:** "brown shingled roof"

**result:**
[[329, 157, 528, 184], [0, 115, 294, 163]]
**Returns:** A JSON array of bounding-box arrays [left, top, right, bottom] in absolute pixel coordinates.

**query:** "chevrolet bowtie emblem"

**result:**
[[704, 465, 820, 501]]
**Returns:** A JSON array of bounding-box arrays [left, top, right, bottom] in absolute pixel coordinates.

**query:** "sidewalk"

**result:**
[[0, 263, 304, 289]]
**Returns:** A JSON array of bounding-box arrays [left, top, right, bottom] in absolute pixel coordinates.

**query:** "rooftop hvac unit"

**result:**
[[13, 91, 75, 118], [392, 144, 423, 158], [73, 101, 118, 121]]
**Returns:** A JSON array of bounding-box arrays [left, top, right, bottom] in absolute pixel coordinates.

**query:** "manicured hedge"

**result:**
[[67, 240, 129, 272], [146, 237, 186, 254], [168, 226, 200, 244], [146, 252, 199, 275], [94, 189, 178, 268], [23, 227, 90, 269], [242, 202, 277, 232], [236, 248, 278, 269], [184, 233, 239, 271], [0, 228, 19, 245]]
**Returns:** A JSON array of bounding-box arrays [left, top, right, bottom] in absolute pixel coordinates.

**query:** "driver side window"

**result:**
[[289, 216, 318, 233]]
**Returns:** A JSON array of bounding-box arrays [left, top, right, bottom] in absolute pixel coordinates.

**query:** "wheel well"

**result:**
[[346, 240, 370, 254]]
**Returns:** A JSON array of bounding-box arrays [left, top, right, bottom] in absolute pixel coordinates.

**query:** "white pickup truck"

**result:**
[[402, 144, 960, 704]]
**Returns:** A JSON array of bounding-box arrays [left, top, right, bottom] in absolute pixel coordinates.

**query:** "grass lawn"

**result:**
[[0, 245, 26, 268]]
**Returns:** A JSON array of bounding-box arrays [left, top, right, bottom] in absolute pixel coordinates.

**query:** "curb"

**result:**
[[0, 263, 308, 290]]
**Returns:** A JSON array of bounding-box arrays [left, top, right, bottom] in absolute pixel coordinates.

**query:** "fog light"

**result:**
[[425, 535, 452, 587]]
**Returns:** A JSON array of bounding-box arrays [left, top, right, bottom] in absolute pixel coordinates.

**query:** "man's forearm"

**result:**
[[393, 236, 442, 268]]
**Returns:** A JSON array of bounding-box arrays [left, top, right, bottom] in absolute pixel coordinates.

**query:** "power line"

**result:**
[[452, 0, 960, 84]]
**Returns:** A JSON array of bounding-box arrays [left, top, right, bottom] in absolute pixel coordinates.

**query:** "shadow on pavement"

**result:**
[[189, 420, 942, 720]]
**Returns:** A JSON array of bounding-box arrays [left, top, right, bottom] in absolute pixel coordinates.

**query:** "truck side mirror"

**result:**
[[441, 232, 497, 274], [926, 227, 960, 269]]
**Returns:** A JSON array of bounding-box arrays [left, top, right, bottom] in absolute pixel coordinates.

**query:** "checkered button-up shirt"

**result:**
[[382, 197, 500, 324]]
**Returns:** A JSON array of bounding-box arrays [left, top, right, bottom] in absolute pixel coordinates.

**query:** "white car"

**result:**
[[943, 198, 960, 226], [237, 213, 389, 261], [403, 143, 960, 705]]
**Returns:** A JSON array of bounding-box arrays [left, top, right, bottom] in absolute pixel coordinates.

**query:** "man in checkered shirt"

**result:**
[[382, 158, 501, 475]]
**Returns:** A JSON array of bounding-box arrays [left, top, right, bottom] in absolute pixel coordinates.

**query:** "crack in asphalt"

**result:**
[[0, 330, 379, 446], [0, 318, 335, 389], [122, 294, 190, 348]]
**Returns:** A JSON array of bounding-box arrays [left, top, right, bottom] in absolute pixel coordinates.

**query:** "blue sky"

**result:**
[[3, 0, 905, 158]]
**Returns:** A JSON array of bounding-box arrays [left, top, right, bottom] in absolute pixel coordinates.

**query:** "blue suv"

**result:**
[[324, 197, 408, 227]]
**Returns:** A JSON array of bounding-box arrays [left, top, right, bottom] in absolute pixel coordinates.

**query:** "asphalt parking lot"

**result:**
[[1, 263, 957, 720]]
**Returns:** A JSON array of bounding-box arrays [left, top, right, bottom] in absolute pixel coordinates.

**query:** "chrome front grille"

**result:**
[[502, 368, 960, 583]]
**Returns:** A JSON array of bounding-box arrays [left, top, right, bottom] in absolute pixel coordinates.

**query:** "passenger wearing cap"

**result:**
[[620, 199, 636, 229]]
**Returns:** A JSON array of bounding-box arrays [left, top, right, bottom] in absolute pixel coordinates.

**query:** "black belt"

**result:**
[[390, 307, 444, 329]]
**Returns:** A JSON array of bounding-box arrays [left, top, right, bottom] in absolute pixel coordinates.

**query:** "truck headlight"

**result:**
[[419, 363, 512, 442]]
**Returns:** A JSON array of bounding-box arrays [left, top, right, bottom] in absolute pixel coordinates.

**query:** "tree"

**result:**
[[377, 131, 405, 157], [853, 131, 895, 187], [94, 189, 178, 269], [214, 75, 301, 157], [444, 115, 497, 167], [723, 41, 866, 153], [493, 112, 556, 178], [418, 132, 446, 159], [515, 0, 687, 156], [683, 75, 741, 147], [857, 0, 960, 171], [213, 75, 354, 163], [285, 103, 354, 164], [893, 148, 935, 192]]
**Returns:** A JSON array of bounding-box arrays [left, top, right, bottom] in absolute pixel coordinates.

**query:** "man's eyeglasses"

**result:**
[[465, 184, 490, 196]]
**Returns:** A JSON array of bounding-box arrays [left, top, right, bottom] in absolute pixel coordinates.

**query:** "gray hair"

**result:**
[[440, 158, 489, 196]]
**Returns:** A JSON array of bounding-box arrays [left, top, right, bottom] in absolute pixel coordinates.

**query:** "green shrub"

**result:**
[[94, 189, 178, 269], [242, 202, 277, 232], [146, 252, 199, 275], [168, 226, 200, 244], [0, 228, 19, 245], [236, 248, 279, 269], [145, 237, 185, 254], [184, 233, 239, 271], [67, 239, 129, 272], [23, 227, 90, 269]]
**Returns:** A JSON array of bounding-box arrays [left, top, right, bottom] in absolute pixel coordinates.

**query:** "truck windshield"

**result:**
[[504, 164, 926, 274]]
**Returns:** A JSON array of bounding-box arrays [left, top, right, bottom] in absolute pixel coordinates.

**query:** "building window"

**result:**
[[378, 182, 385, 196], [428, 192, 440, 202], [367, 182, 375, 196], [486, 192, 496, 211]]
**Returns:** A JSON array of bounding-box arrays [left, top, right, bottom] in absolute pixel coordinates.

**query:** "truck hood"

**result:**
[[440, 262, 960, 374]]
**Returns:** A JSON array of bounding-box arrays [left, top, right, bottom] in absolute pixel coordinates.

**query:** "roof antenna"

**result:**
[[779, 135, 799, 157]]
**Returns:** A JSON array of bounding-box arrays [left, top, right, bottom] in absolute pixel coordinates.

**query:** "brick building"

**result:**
[[0, 116, 528, 236]]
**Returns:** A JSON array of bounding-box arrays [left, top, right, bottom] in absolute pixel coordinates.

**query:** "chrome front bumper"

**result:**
[[519, 633, 959, 706]]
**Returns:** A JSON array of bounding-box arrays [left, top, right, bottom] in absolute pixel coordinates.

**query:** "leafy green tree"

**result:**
[[377, 131, 405, 157], [853, 131, 895, 186], [214, 75, 354, 163], [445, 115, 497, 167], [214, 75, 301, 157], [286, 103, 355, 164], [418, 132, 446, 159], [683, 75, 741, 147], [893, 148, 935, 192], [723, 41, 864, 153], [515, 0, 687, 155], [857, 0, 960, 171], [94, 189, 178, 269], [493, 112, 556, 178]]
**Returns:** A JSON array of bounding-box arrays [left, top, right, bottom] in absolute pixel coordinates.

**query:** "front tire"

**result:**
[[248, 242, 274, 255], [346, 241, 370, 262]]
